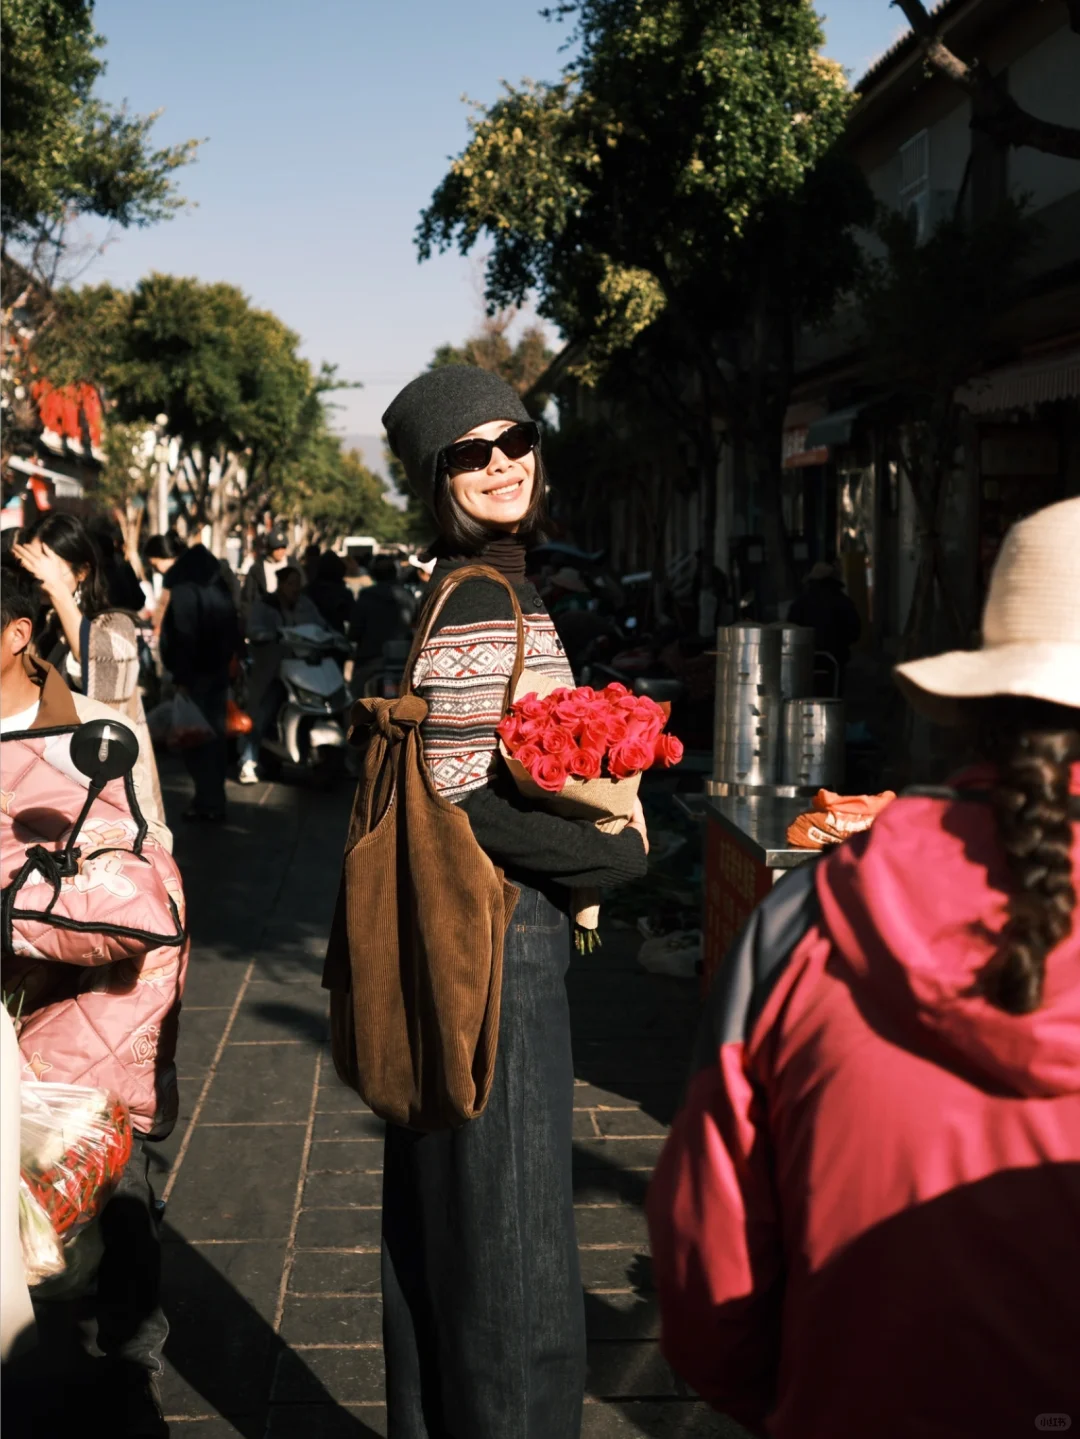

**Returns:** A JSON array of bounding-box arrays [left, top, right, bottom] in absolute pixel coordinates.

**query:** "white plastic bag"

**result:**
[[167, 693, 215, 750]]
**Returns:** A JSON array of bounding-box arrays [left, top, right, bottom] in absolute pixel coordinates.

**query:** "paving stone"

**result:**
[[580, 1247, 654, 1292], [231, 980, 329, 1044], [585, 1290, 662, 1341], [308, 1139, 383, 1172], [297, 1206, 381, 1251], [304, 1170, 384, 1209], [313, 1109, 385, 1141], [176, 1005, 234, 1073], [272, 1346, 384, 1404], [588, 1340, 678, 1398], [265, 1404, 388, 1439], [573, 1083, 680, 1111], [574, 1138, 667, 1171], [316, 1084, 373, 1114], [160, 1237, 286, 1417], [575, 1204, 651, 1247], [289, 1249, 382, 1296], [574, 1109, 601, 1138], [200, 1042, 317, 1124], [164, 1123, 305, 1240], [580, 1401, 743, 1437], [181, 951, 255, 1009], [596, 1108, 670, 1138], [280, 1295, 383, 1345], [160, 1419, 264, 1437], [574, 1168, 650, 1207]]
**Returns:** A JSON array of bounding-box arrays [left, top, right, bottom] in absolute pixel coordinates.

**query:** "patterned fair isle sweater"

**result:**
[[413, 558, 647, 894]]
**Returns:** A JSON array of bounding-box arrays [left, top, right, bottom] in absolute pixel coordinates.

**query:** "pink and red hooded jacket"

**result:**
[[648, 771, 1080, 1438], [1, 665, 188, 1137]]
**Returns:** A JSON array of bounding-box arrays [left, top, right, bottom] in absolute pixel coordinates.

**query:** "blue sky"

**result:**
[[83, 1, 909, 439]]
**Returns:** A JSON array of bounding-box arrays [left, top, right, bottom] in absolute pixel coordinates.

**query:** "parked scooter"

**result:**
[[251, 623, 352, 784]]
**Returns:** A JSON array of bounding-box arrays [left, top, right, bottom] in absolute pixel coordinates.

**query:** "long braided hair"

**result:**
[[973, 698, 1080, 1014]]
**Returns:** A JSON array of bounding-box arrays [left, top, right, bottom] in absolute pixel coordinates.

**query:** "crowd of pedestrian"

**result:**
[[1, 376, 1078, 1439]]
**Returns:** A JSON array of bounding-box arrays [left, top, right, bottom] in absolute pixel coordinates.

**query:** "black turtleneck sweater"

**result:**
[[412, 534, 647, 900]]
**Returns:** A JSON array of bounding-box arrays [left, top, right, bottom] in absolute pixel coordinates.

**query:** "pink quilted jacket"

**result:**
[[1, 666, 188, 1136]]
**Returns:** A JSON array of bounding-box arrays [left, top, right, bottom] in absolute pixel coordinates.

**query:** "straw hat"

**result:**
[[894, 496, 1080, 724]]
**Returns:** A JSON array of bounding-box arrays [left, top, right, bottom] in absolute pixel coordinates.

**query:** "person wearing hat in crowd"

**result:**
[[787, 559, 861, 694], [351, 366, 650, 1435], [241, 528, 290, 614], [647, 495, 1080, 1439]]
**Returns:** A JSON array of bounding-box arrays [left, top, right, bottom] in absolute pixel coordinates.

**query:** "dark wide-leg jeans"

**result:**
[[381, 884, 586, 1439]]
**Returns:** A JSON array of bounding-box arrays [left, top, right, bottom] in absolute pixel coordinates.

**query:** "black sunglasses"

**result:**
[[439, 420, 541, 474]]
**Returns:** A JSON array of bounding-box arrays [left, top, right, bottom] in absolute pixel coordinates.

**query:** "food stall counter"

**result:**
[[701, 793, 817, 991]]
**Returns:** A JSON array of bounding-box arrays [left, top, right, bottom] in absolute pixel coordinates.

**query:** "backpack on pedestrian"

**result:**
[[323, 565, 524, 1130]]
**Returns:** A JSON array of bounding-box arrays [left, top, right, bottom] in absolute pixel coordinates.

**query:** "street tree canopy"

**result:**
[[418, 0, 853, 382], [36, 273, 404, 545], [0, 0, 198, 263]]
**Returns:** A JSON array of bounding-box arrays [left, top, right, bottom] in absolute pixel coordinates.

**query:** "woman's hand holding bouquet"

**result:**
[[498, 682, 683, 947]]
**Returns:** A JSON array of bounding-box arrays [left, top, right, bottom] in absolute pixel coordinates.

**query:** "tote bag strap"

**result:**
[[402, 564, 527, 713]]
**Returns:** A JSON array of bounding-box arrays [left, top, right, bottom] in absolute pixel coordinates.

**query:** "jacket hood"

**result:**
[[816, 766, 1080, 1098], [166, 543, 223, 588]]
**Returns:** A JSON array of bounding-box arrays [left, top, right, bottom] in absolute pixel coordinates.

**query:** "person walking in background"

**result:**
[[366, 367, 650, 1437], [349, 554, 416, 696], [12, 513, 166, 829], [786, 560, 861, 695], [237, 567, 322, 784], [241, 528, 290, 614], [305, 549, 353, 635], [647, 497, 1080, 1439], [158, 537, 241, 822]]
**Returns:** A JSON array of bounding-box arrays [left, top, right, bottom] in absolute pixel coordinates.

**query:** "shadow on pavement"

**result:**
[[161, 1223, 380, 1437]]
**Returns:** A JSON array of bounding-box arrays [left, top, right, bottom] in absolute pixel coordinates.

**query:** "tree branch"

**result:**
[[890, 0, 1080, 159]]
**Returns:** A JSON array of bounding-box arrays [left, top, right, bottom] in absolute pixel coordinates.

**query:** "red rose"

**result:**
[[608, 738, 654, 779], [541, 725, 575, 757], [519, 717, 545, 740], [603, 682, 630, 699], [568, 746, 602, 780], [653, 733, 685, 768], [554, 696, 592, 730], [497, 715, 523, 750], [611, 693, 640, 713], [513, 743, 543, 773], [530, 753, 569, 792], [515, 694, 549, 721]]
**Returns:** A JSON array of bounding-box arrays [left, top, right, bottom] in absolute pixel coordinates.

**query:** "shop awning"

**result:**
[[957, 347, 1080, 415], [805, 404, 863, 448]]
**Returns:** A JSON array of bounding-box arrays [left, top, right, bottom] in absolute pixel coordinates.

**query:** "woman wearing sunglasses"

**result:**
[[376, 367, 650, 1437]]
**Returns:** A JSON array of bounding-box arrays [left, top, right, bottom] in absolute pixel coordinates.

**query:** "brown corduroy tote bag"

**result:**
[[324, 565, 524, 1131]]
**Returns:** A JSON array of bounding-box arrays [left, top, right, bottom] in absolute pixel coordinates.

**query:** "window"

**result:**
[[899, 129, 930, 240]]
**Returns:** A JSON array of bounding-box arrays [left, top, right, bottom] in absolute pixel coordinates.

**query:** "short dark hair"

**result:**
[[372, 556, 398, 583], [433, 452, 550, 554], [276, 565, 303, 587], [315, 550, 346, 583], [145, 531, 185, 562], [1, 554, 42, 629]]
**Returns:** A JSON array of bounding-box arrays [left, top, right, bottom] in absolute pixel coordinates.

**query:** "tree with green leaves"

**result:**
[[1, 0, 198, 279], [419, 0, 871, 605], [37, 274, 341, 547], [431, 310, 554, 407]]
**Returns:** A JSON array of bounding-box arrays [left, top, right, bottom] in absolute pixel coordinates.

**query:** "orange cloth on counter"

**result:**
[[786, 788, 897, 851]]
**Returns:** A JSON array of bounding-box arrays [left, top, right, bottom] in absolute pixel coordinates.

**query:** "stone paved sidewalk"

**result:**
[[152, 765, 746, 1438]]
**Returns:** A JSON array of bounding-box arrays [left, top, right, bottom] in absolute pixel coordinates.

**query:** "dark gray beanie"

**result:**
[[382, 365, 532, 509]]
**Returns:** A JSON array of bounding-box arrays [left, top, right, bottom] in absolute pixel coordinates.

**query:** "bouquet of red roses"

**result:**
[[497, 682, 683, 946]]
